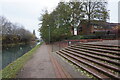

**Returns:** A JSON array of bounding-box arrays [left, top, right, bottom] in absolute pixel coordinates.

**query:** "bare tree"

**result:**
[[82, 1, 108, 27]]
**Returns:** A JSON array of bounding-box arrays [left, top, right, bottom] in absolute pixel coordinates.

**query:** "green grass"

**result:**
[[0, 42, 43, 78]]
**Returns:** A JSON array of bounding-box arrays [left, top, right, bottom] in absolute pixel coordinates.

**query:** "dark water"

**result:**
[[1, 42, 37, 69]]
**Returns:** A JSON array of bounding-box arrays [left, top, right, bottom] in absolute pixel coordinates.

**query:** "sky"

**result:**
[[0, 0, 119, 38]]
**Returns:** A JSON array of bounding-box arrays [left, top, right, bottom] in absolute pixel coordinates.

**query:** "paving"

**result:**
[[17, 43, 71, 78], [17, 43, 56, 78]]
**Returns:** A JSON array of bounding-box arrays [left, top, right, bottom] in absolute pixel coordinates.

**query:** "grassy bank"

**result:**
[[0, 42, 43, 78]]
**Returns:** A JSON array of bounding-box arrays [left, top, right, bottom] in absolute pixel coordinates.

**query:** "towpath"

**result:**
[[17, 43, 71, 78]]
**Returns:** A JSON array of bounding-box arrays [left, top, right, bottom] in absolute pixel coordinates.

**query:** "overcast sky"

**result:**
[[0, 0, 119, 38]]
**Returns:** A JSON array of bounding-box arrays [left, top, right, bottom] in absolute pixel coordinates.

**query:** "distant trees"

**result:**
[[39, 1, 108, 43], [0, 16, 35, 45]]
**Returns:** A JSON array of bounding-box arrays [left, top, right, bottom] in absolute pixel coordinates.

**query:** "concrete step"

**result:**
[[55, 43, 120, 79], [56, 51, 109, 80], [71, 45, 120, 56], [59, 50, 119, 79], [62, 48, 120, 73], [70, 46, 120, 59], [67, 47, 120, 66], [76, 44, 120, 52], [81, 43, 120, 48]]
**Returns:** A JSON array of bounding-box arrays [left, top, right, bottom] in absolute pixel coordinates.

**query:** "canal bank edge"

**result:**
[[0, 42, 43, 79]]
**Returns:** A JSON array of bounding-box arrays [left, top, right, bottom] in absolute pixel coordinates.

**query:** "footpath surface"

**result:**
[[17, 43, 71, 78]]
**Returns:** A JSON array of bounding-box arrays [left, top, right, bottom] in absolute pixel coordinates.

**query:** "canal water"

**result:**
[[1, 42, 38, 69]]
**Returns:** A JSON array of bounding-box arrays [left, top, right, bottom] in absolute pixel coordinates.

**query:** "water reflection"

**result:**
[[1, 42, 37, 69]]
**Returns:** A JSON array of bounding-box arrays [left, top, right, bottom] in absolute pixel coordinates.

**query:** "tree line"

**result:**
[[39, 1, 109, 43], [0, 16, 35, 46]]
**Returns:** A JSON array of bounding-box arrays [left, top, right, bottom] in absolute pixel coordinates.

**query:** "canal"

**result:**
[[1, 42, 38, 69]]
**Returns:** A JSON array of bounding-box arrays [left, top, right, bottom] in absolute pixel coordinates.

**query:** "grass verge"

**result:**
[[0, 42, 43, 78]]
